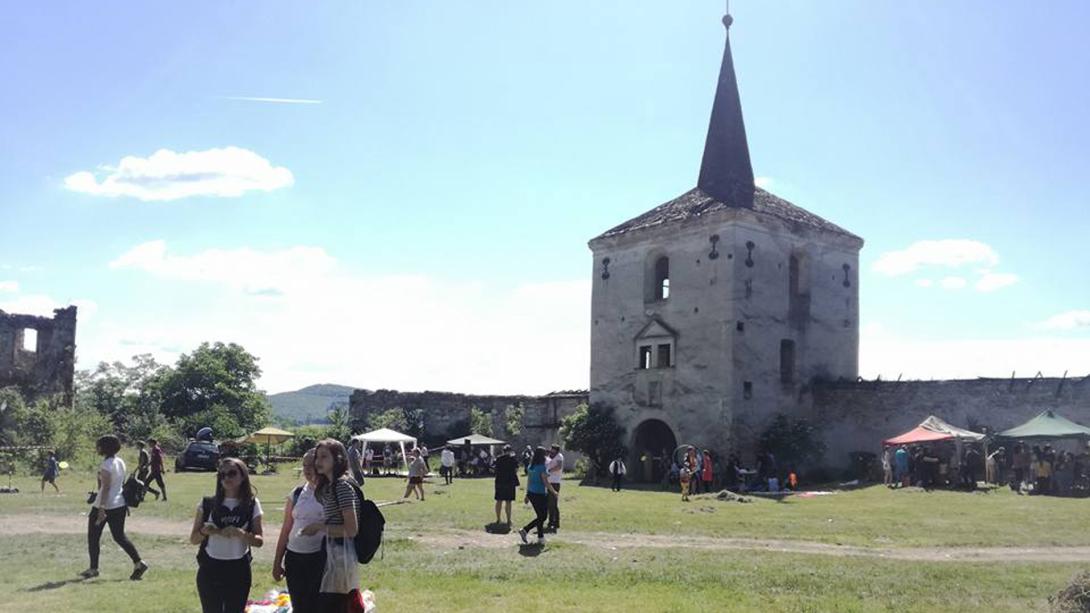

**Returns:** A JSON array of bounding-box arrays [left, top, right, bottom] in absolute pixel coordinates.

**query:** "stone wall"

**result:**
[[348, 388, 587, 451], [813, 376, 1090, 469], [0, 306, 78, 405]]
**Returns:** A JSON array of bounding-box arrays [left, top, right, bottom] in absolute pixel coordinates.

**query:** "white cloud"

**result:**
[[939, 276, 967, 290], [0, 281, 18, 293], [1035, 310, 1090, 332], [872, 240, 999, 276], [63, 147, 293, 202], [222, 96, 323, 105], [754, 176, 773, 189], [0, 292, 97, 321], [98, 241, 590, 394], [861, 323, 1090, 380], [975, 272, 1019, 292], [914, 279, 933, 288]]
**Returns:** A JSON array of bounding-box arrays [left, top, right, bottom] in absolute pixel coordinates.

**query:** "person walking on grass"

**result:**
[[81, 435, 148, 581], [148, 437, 168, 502], [493, 444, 520, 526], [545, 443, 564, 532], [440, 446, 456, 485], [136, 441, 160, 500], [347, 438, 365, 487], [272, 449, 325, 613], [190, 457, 263, 613], [608, 455, 626, 492], [41, 450, 60, 494], [518, 447, 557, 545], [404, 448, 426, 500], [298, 439, 359, 610]]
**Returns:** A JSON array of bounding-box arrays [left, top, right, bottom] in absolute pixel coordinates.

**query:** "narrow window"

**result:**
[[22, 328, 37, 352], [638, 345, 653, 370], [743, 381, 753, 399], [656, 343, 672, 368], [654, 256, 670, 300], [780, 339, 796, 383]]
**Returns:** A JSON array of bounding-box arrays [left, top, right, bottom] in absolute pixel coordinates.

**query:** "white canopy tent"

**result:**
[[352, 428, 418, 473]]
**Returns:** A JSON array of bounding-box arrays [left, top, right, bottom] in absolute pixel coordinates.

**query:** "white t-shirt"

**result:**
[[547, 452, 565, 484], [440, 449, 455, 467], [198, 497, 264, 560], [286, 484, 325, 554], [96, 456, 127, 510]]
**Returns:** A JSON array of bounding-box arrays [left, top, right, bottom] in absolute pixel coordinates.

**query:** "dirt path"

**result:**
[[7, 512, 1089, 563]]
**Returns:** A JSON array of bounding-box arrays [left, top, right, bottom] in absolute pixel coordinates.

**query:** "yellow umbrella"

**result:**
[[237, 427, 295, 467]]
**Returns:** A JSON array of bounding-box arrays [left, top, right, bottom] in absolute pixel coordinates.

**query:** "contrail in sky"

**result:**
[[221, 96, 323, 105]]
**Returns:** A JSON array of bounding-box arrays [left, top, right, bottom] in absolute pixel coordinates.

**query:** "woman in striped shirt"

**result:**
[[300, 439, 359, 609]]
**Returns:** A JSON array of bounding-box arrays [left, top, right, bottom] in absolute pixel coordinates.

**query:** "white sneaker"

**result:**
[[518, 529, 528, 545], [537, 535, 546, 545]]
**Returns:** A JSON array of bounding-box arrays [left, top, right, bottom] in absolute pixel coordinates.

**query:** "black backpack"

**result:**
[[347, 481, 384, 564], [122, 473, 147, 508]]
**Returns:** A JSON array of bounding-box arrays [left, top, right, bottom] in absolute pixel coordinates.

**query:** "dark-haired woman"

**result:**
[[299, 438, 359, 609], [272, 449, 325, 613], [189, 457, 264, 613], [517, 446, 557, 545], [81, 434, 148, 580]]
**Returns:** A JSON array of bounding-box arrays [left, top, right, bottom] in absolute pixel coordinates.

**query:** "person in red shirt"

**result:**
[[701, 450, 714, 493]]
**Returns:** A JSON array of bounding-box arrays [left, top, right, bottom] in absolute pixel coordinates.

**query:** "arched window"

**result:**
[[654, 256, 670, 300]]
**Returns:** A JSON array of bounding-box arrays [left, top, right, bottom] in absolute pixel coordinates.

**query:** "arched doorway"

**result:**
[[632, 419, 678, 483]]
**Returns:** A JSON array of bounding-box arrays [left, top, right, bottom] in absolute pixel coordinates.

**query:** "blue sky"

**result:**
[[2, 1, 1088, 393]]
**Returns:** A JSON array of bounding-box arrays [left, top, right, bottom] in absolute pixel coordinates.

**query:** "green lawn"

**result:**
[[1, 462, 1086, 611]]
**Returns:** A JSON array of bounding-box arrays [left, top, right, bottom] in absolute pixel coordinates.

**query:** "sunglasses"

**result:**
[[219, 469, 240, 479]]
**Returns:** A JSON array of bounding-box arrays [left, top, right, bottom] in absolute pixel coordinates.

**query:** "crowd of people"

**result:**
[[882, 440, 1090, 496]]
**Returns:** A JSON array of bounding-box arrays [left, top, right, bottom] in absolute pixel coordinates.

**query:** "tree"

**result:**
[[75, 354, 167, 440], [368, 407, 408, 432], [469, 406, 493, 437], [152, 342, 270, 438], [0, 387, 28, 447], [758, 414, 826, 471], [325, 404, 352, 442], [504, 402, 524, 437], [559, 403, 626, 479]]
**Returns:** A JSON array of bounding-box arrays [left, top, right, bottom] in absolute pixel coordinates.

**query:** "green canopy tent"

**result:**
[[997, 410, 1090, 440]]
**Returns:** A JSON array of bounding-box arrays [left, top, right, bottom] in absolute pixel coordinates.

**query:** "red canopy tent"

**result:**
[[883, 415, 985, 447]]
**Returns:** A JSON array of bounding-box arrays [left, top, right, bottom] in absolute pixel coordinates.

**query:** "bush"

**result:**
[[1051, 570, 1090, 612]]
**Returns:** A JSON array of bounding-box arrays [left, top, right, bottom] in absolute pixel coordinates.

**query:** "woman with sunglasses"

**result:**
[[189, 457, 264, 613], [272, 449, 325, 613], [298, 438, 359, 610]]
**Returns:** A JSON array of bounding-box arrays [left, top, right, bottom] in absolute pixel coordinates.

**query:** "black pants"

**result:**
[[611, 474, 623, 491], [522, 492, 549, 538], [148, 470, 167, 499], [285, 549, 325, 613], [87, 507, 140, 569], [547, 483, 561, 528], [197, 553, 252, 613]]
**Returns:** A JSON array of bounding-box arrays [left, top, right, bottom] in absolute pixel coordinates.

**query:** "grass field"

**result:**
[[1, 459, 1087, 612]]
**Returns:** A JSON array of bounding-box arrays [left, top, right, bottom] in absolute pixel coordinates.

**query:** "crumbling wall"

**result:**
[[0, 306, 78, 405], [349, 388, 587, 450], [813, 376, 1090, 470]]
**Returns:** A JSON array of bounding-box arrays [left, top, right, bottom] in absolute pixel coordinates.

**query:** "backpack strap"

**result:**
[[291, 485, 304, 507]]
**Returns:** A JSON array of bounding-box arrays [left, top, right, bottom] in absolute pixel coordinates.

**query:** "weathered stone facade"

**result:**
[[813, 377, 1090, 469], [348, 388, 587, 450], [0, 306, 78, 405]]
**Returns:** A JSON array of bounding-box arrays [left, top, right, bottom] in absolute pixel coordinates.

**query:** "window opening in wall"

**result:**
[[638, 345, 653, 370], [654, 256, 670, 300], [656, 343, 672, 368], [736, 321, 744, 332], [743, 381, 753, 399], [22, 328, 37, 352], [780, 339, 796, 384]]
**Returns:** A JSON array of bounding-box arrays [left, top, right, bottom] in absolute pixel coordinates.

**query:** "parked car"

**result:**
[[175, 440, 221, 472]]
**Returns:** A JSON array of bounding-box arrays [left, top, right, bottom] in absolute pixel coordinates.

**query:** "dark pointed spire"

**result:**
[[697, 13, 755, 208]]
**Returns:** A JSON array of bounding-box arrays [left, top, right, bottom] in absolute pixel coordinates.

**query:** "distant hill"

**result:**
[[267, 384, 358, 424]]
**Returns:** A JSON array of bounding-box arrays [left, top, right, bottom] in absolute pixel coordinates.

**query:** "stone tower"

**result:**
[[587, 13, 863, 479]]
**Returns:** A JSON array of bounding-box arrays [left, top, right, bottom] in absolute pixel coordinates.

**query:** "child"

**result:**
[[679, 462, 692, 502]]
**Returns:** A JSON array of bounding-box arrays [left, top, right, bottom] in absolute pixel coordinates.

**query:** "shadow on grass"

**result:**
[[517, 543, 545, 557], [25, 577, 126, 592], [484, 522, 512, 534]]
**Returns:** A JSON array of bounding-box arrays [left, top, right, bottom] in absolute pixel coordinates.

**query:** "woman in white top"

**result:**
[[81, 434, 148, 580], [189, 457, 264, 613], [272, 449, 326, 613]]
